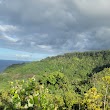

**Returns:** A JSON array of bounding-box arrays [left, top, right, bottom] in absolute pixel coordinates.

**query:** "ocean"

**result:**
[[0, 60, 27, 73]]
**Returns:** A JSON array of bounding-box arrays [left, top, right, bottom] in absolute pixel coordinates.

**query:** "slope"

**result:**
[[0, 50, 110, 91]]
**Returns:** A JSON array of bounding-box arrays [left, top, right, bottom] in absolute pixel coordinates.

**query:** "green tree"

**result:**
[[82, 87, 102, 110]]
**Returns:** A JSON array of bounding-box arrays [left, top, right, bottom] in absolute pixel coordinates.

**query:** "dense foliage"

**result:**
[[0, 74, 110, 110], [0, 50, 110, 109]]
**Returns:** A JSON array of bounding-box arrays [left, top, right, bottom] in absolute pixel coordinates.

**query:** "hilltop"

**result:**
[[4, 50, 110, 76]]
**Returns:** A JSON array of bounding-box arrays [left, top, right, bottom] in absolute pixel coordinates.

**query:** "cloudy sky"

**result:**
[[0, 0, 110, 61]]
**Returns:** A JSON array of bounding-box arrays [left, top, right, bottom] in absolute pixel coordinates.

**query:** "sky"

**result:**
[[0, 0, 110, 61]]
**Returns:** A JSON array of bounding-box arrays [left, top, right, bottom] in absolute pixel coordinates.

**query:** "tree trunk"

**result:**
[[104, 84, 108, 110]]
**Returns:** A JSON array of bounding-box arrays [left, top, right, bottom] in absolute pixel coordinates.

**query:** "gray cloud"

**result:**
[[0, 0, 110, 54]]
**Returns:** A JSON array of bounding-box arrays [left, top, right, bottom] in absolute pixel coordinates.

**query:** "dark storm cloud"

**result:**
[[0, 0, 110, 54]]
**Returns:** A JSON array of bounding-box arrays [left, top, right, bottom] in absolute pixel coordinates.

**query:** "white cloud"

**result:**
[[0, 34, 18, 42], [0, 25, 17, 32], [16, 54, 32, 59], [37, 45, 51, 49]]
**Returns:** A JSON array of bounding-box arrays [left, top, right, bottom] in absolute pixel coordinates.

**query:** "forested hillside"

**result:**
[[0, 50, 110, 110]]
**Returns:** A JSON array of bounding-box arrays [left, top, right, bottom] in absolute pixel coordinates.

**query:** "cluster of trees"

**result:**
[[0, 50, 110, 109], [0, 72, 110, 110]]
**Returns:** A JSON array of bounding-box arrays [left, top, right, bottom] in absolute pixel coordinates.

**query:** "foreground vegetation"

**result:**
[[0, 72, 110, 110], [0, 50, 110, 109]]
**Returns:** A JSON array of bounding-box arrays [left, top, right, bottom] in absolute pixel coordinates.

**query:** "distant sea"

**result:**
[[0, 60, 29, 73]]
